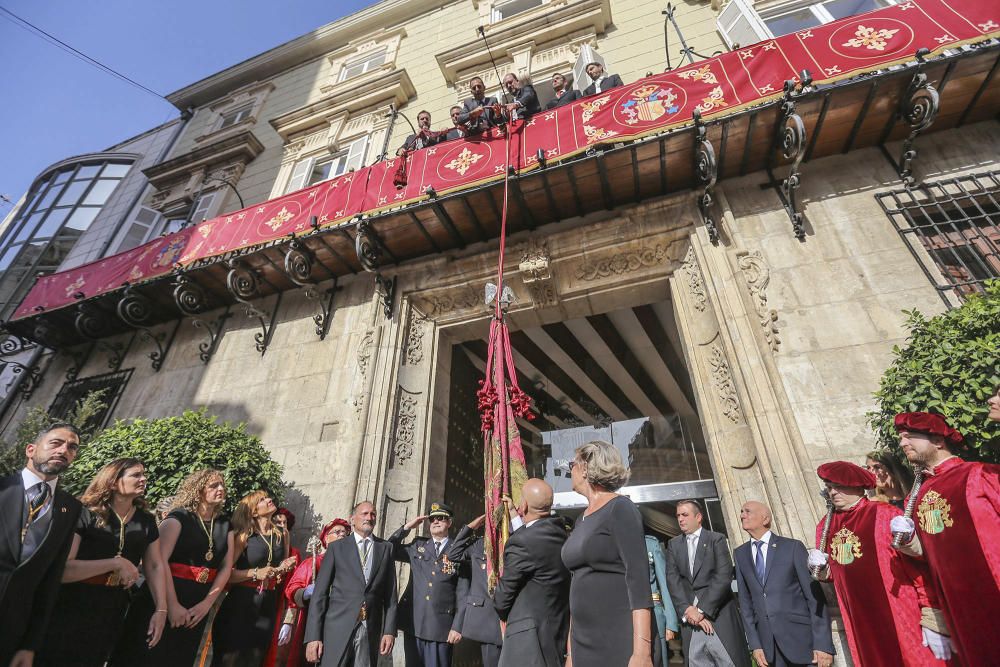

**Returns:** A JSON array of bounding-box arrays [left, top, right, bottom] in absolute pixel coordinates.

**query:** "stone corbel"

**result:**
[[519, 239, 559, 308]]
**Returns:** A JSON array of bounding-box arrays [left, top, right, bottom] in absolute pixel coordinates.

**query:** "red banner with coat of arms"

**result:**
[[12, 0, 998, 320]]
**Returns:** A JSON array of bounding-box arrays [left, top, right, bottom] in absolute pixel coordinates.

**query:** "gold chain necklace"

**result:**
[[112, 506, 134, 557], [198, 513, 215, 561]]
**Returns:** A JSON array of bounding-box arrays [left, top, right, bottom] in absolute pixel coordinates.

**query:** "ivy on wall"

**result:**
[[868, 281, 1000, 462]]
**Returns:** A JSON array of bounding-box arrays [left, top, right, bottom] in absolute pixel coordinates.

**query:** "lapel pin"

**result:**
[[61, 507, 67, 513]]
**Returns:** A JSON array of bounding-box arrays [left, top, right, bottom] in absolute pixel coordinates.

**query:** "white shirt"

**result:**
[[593, 74, 608, 92], [354, 531, 373, 581], [21, 467, 56, 519], [686, 528, 702, 574], [432, 537, 450, 556], [750, 530, 773, 569]]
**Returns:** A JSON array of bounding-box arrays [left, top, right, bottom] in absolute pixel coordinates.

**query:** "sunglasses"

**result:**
[[428, 516, 450, 523]]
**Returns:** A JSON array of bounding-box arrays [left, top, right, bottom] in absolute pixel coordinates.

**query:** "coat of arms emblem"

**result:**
[[830, 527, 863, 565], [152, 237, 187, 269], [621, 84, 680, 125], [917, 490, 954, 535]]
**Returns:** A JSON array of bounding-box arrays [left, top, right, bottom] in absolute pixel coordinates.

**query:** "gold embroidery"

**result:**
[[917, 490, 954, 535], [830, 528, 863, 565], [264, 207, 294, 232], [677, 64, 718, 85], [580, 95, 611, 123], [443, 148, 485, 176], [695, 86, 727, 114], [583, 125, 619, 144], [842, 24, 900, 51]]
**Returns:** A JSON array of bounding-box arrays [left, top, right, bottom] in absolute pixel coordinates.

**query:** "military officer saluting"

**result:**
[[389, 502, 469, 667]]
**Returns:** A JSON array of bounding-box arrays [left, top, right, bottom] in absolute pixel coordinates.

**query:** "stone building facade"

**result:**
[[2, 2, 998, 662]]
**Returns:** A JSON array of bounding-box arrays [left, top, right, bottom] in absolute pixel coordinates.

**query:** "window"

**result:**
[[219, 104, 254, 129], [285, 137, 369, 194], [188, 191, 217, 225], [717, 0, 891, 48], [116, 206, 163, 252], [491, 0, 545, 22], [338, 49, 387, 82], [877, 171, 1000, 301], [49, 369, 133, 431]]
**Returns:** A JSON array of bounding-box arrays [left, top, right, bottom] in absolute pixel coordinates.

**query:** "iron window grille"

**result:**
[[48, 368, 133, 432], [877, 170, 1000, 304]]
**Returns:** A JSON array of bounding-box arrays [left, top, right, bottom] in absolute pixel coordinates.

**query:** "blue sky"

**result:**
[[0, 0, 373, 212]]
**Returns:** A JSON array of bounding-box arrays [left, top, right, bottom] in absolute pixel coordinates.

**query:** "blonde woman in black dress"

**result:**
[[561, 441, 654, 667], [37, 458, 168, 666], [211, 490, 296, 666], [112, 468, 234, 665]]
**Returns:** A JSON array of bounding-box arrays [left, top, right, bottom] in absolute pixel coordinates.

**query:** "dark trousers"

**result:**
[[770, 642, 809, 667], [403, 633, 452, 667], [481, 642, 501, 667]]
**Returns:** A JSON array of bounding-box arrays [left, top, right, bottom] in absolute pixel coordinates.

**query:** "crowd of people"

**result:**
[[395, 62, 623, 154], [1, 386, 997, 667]]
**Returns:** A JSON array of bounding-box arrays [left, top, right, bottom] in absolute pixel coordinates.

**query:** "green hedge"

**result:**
[[868, 281, 1000, 462], [61, 409, 284, 512]]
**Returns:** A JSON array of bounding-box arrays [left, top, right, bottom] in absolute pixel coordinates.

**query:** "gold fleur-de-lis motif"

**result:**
[[264, 207, 295, 232], [676, 64, 719, 84], [444, 148, 485, 176], [842, 24, 900, 51]]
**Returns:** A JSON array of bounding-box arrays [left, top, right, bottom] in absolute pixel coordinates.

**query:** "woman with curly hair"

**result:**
[[112, 468, 234, 666], [211, 490, 296, 666], [35, 458, 167, 666]]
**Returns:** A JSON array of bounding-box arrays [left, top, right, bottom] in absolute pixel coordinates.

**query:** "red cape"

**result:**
[[908, 458, 1000, 666], [816, 498, 944, 667]]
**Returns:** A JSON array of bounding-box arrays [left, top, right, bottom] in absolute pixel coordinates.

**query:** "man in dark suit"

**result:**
[[458, 76, 499, 134], [665, 500, 749, 667], [501, 73, 541, 121], [389, 502, 468, 667], [305, 501, 397, 667], [446, 514, 502, 667], [445, 106, 468, 142], [545, 73, 580, 110], [733, 501, 834, 667], [582, 62, 624, 97], [1, 423, 83, 667], [397, 110, 443, 155], [493, 479, 570, 667]]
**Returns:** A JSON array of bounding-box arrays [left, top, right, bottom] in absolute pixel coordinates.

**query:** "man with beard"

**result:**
[[445, 106, 467, 142], [545, 73, 580, 110], [397, 110, 443, 155], [890, 411, 1000, 665], [0, 423, 83, 667], [582, 62, 624, 97], [305, 501, 397, 667]]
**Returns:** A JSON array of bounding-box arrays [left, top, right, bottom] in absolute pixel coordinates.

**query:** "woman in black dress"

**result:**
[[36, 458, 168, 666], [561, 440, 654, 667], [211, 490, 296, 666], [112, 468, 234, 666]]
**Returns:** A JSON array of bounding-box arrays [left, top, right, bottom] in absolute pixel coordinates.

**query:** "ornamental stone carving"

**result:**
[[353, 330, 375, 415], [708, 342, 743, 425], [574, 245, 667, 281], [404, 314, 427, 366], [681, 246, 707, 312], [736, 250, 781, 353], [418, 286, 481, 318], [519, 240, 558, 308], [391, 389, 419, 466]]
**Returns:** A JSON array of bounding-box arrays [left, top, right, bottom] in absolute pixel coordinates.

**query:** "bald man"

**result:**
[[493, 479, 570, 667], [733, 502, 833, 667]]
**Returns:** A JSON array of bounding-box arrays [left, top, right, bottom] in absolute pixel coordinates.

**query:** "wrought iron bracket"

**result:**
[[692, 110, 720, 244], [355, 220, 385, 273], [173, 273, 211, 316], [305, 281, 339, 340], [375, 273, 396, 319], [770, 76, 810, 240], [117, 286, 178, 371], [65, 342, 94, 382], [98, 335, 133, 372], [192, 307, 232, 364], [226, 259, 283, 355], [898, 49, 939, 187]]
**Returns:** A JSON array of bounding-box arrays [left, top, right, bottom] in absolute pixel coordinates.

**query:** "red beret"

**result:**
[[275, 507, 296, 530], [320, 518, 350, 547], [817, 461, 876, 489], [894, 412, 964, 446]]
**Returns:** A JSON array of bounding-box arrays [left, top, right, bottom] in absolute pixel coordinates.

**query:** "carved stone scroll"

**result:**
[[574, 245, 667, 281], [736, 250, 781, 353]]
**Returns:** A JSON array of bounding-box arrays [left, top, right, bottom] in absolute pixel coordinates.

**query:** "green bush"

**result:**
[[868, 281, 1000, 462], [61, 409, 284, 512]]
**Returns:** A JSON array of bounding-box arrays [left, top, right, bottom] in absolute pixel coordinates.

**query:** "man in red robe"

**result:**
[[891, 411, 1000, 666], [808, 461, 951, 666], [281, 519, 350, 666]]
